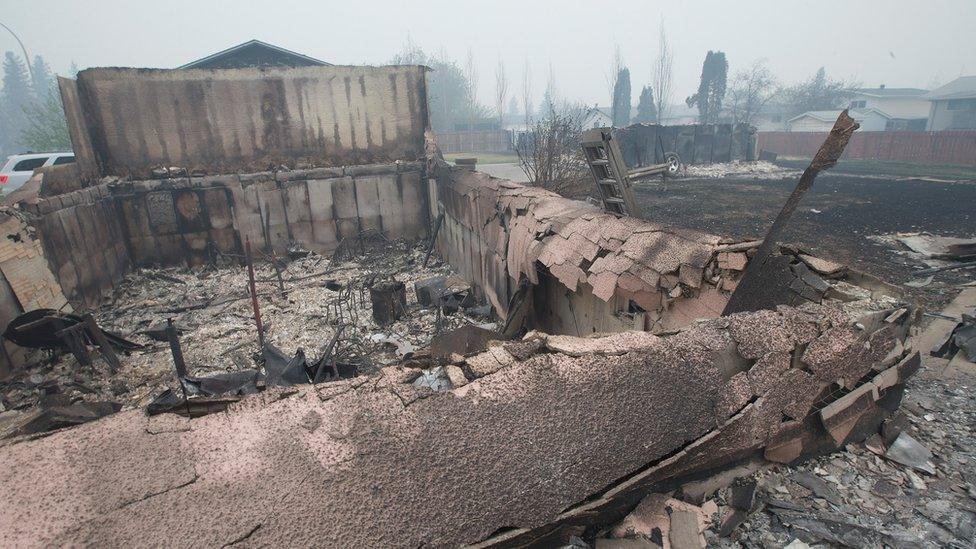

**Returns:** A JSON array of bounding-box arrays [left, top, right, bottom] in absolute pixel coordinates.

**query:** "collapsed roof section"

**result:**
[[433, 165, 895, 336], [0, 297, 917, 546]]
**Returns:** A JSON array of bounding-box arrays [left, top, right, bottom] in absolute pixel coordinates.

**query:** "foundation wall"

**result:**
[[112, 163, 429, 266], [25, 185, 130, 309], [10, 164, 428, 279], [432, 166, 880, 337], [65, 65, 430, 180], [0, 212, 73, 378], [57, 77, 98, 181], [0, 163, 430, 374], [434, 167, 741, 335]]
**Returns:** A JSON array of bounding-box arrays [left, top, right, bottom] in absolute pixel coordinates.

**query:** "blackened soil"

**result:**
[[634, 175, 976, 309]]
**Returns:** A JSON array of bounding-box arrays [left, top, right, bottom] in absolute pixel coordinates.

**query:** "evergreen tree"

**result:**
[[0, 52, 33, 154], [686, 51, 728, 124], [22, 82, 71, 152], [523, 96, 534, 121], [782, 67, 853, 117], [611, 67, 632, 126], [507, 96, 519, 117], [390, 40, 489, 132], [30, 55, 52, 98], [540, 86, 555, 119], [634, 86, 657, 124]]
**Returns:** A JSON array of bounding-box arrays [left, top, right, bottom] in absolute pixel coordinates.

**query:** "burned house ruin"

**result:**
[[0, 63, 921, 547]]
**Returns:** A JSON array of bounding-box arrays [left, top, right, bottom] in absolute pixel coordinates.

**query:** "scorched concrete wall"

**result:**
[[0, 211, 73, 377], [25, 185, 131, 309], [434, 167, 741, 335], [66, 65, 430, 180], [432, 166, 886, 337], [114, 163, 429, 266]]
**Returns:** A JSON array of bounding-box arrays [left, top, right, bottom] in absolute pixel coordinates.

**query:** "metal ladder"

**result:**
[[581, 128, 641, 217]]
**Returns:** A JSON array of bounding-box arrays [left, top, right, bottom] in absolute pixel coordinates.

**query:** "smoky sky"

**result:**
[[2, 0, 973, 106]]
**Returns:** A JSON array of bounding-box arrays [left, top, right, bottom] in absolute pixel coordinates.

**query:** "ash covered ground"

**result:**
[[635, 173, 976, 310], [616, 171, 976, 548], [0, 238, 487, 414]]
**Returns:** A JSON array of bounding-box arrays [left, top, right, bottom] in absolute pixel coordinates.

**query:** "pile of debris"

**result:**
[[702, 374, 976, 548], [0, 237, 492, 436], [570, 368, 975, 549], [868, 232, 976, 287], [681, 161, 799, 180]]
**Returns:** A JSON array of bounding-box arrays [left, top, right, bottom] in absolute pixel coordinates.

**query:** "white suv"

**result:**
[[0, 152, 75, 191]]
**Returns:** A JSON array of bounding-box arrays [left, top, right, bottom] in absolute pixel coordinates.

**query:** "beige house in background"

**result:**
[[787, 108, 891, 132], [582, 106, 613, 129], [924, 76, 976, 131], [847, 86, 929, 130]]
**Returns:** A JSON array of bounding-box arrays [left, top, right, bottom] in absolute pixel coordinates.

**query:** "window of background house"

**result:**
[[851, 100, 866, 109], [947, 99, 976, 111], [12, 157, 47, 172]]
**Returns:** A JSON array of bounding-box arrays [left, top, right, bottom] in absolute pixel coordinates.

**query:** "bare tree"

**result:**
[[514, 107, 590, 198], [781, 67, 857, 118], [522, 60, 533, 125], [727, 59, 777, 126], [465, 49, 478, 149], [652, 21, 674, 124], [606, 45, 624, 109], [494, 57, 508, 126], [391, 40, 483, 132], [541, 61, 558, 119], [464, 49, 478, 115]]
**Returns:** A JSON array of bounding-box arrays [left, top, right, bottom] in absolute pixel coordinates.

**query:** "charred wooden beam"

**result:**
[[723, 111, 859, 315]]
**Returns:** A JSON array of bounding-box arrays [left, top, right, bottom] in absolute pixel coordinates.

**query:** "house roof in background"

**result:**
[[788, 107, 891, 124], [179, 39, 331, 69], [852, 87, 928, 98], [924, 76, 976, 100]]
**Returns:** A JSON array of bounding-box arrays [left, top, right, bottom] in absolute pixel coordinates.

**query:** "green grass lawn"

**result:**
[[775, 157, 976, 180], [444, 152, 519, 165]]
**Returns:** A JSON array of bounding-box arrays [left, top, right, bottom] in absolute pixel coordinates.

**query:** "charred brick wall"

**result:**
[[63, 65, 430, 180]]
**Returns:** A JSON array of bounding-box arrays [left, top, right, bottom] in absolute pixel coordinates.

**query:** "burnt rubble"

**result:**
[[0, 63, 959, 547], [0, 239, 486, 422], [0, 296, 917, 547], [0, 160, 934, 546]]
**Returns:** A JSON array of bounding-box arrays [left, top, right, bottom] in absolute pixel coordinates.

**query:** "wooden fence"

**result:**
[[758, 131, 976, 166], [435, 130, 513, 154]]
